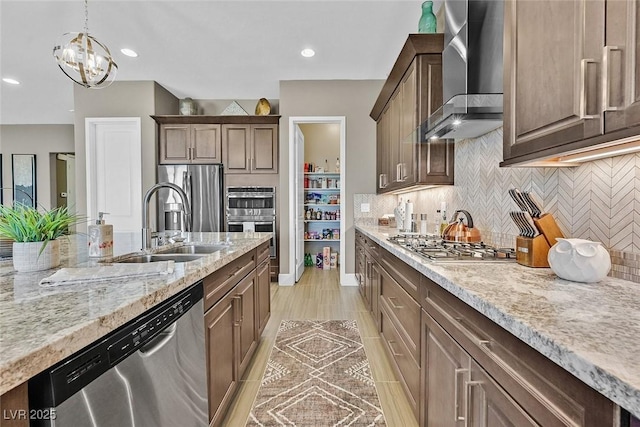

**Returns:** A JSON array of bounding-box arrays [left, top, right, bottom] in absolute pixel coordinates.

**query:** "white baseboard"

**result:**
[[340, 273, 358, 287], [278, 273, 295, 286]]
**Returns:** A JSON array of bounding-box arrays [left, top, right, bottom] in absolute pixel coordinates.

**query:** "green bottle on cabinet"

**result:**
[[418, 1, 437, 34]]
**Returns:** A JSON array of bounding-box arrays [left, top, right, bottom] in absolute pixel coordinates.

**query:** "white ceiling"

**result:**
[[0, 0, 430, 125]]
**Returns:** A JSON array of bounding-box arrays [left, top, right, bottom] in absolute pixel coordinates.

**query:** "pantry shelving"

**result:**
[[304, 172, 341, 264]]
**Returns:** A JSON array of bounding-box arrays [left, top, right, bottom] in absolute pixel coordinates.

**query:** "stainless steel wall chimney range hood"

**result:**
[[423, 0, 504, 141]]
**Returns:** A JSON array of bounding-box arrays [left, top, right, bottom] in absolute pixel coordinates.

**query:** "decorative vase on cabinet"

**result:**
[[418, 1, 437, 33]]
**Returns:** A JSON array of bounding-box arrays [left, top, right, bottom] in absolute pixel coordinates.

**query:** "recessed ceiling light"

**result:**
[[2, 78, 20, 85], [69, 109, 75, 112], [120, 48, 138, 58], [452, 119, 462, 126], [301, 48, 315, 58]]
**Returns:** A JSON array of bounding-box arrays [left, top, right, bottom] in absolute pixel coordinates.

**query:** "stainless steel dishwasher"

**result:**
[[29, 282, 207, 427]]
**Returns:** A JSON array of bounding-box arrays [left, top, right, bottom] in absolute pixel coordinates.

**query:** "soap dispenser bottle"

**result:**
[[88, 212, 114, 258]]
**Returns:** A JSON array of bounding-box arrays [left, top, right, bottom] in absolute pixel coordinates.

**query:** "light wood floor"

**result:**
[[222, 267, 419, 427]]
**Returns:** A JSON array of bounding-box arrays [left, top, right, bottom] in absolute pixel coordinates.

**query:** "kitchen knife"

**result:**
[[508, 189, 529, 212], [520, 192, 540, 218], [522, 211, 540, 237], [515, 211, 532, 237], [510, 211, 527, 236], [524, 191, 543, 217]]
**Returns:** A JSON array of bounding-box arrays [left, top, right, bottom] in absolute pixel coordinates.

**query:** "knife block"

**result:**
[[516, 235, 551, 267]]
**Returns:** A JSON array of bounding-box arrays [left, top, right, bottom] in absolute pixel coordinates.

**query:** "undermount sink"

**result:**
[[155, 244, 230, 255], [117, 253, 206, 264]]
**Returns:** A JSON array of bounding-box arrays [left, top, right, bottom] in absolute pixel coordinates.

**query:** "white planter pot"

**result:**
[[12, 240, 61, 273]]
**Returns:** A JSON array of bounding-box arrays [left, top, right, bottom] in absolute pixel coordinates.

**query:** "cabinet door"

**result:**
[[504, 0, 604, 161], [422, 310, 470, 427], [204, 291, 238, 426], [388, 89, 402, 189], [370, 261, 381, 331], [191, 124, 221, 164], [400, 60, 417, 186], [222, 124, 251, 173], [467, 360, 538, 427], [159, 124, 190, 164], [377, 108, 392, 193], [604, 0, 640, 133], [236, 273, 257, 377], [256, 258, 271, 336], [251, 124, 278, 174]]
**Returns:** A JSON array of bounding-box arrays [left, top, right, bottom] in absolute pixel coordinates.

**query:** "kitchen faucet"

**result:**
[[142, 182, 191, 250]]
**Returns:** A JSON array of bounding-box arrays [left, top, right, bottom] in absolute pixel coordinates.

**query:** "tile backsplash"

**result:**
[[355, 127, 640, 284]]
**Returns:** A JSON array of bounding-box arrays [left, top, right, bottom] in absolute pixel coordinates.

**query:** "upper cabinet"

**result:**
[[222, 124, 279, 174], [158, 123, 221, 164], [371, 34, 454, 194], [152, 116, 280, 173], [502, 0, 640, 166]]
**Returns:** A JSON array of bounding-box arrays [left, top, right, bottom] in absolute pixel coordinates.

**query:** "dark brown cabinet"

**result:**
[[256, 257, 271, 336], [158, 123, 221, 164], [204, 289, 238, 427], [203, 242, 271, 427], [502, 0, 640, 166], [421, 272, 615, 427], [371, 34, 454, 193], [222, 124, 278, 174], [421, 311, 536, 427], [354, 232, 617, 427], [152, 115, 279, 173]]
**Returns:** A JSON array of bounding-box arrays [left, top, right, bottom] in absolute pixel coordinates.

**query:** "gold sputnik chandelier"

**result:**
[[53, 0, 118, 88]]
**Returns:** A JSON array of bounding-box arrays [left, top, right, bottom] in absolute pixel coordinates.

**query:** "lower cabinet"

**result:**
[[236, 273, 257, 377], [256, 257, 271, 336], [421, 310, 537, 427], [355, 235, 617, 427], [204, 242, 271, 427], [204, 290, 239, 427]]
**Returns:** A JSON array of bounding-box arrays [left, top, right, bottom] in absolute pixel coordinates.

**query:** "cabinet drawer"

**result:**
[[256, 241, 270, 264], [420, 276, 615, 427], [379, 267, 421, 364], [203, 250, 256, 311], [381, 248, 420, 300], [362, 236, 379, 258], [380, 303, 420, 418]]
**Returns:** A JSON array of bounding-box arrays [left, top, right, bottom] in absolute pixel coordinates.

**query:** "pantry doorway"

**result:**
[[288, 116, 347, 285]]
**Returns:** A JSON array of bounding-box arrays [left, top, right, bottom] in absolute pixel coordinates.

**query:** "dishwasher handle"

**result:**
[[138, 323, 177, 357]]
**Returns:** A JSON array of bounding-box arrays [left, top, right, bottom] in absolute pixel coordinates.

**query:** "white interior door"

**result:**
[[294, 124, 305, 282], [86, 118, 142, 232]]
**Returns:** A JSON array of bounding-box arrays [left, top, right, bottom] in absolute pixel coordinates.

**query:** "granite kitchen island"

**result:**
[[0, 231, 271, 410]]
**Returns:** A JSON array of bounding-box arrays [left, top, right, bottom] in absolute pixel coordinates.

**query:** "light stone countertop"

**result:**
[[0, 231, 271, 395], [356, 225, 640, 419]]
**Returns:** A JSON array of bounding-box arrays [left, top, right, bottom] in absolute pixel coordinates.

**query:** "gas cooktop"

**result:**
[[387, 234, 516, 262]]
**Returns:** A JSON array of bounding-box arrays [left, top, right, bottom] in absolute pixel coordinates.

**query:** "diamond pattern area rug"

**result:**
[[247, 320, 386, 426]]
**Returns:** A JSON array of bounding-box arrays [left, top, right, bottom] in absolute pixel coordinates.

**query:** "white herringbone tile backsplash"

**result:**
[[354, 127, 640, 283]]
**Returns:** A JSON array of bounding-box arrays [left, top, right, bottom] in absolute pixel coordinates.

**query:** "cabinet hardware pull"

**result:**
[[603, 46, 624, 112], [387, 340, 403, 357], [454, 368, 468, 422], [464, 380, 483, 427], [454, 316, 491, 347], [232, 296, 242, 326], [579, 58, 599, 119], [396, 163, 402, 182], [388, 297, 404, 309], [379, 173, 387, 189]]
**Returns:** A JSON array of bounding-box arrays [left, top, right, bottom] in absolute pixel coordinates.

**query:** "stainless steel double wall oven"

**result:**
[[226, 186, 276, 258]]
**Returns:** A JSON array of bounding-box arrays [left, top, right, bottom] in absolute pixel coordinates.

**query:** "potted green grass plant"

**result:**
[[0, 204, 83, 272]]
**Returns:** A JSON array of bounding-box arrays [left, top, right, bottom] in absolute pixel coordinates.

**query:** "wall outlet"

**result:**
[[361, 203, 370, 213]]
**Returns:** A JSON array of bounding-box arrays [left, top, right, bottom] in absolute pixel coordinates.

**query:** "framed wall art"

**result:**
[[12, 154, 36, 207]]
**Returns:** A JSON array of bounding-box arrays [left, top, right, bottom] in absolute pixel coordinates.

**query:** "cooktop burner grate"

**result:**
[[387, 233, 516, 262]]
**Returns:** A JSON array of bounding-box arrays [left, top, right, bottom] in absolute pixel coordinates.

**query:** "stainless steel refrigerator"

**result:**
[[157, 164, 224, 232]]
